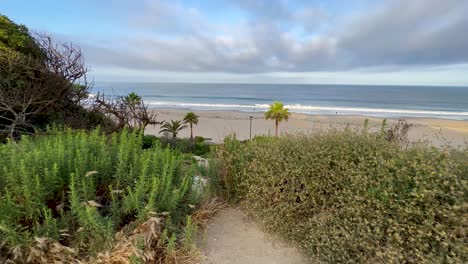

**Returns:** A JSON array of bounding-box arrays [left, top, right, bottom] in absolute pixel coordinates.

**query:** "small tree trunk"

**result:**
[[190, 123, 193, 139], [170, 134, 177, 148], [275, 119, 279, 137]]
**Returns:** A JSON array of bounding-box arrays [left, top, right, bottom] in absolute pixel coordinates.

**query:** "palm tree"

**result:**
[[125, 92, 142, 106], [183, 112, 199, 140], [159, 120, 187, 139], [264, 101, 291, 137]]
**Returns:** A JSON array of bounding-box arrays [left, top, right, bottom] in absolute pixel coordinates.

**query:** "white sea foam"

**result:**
[[146, 101, 468, 119]]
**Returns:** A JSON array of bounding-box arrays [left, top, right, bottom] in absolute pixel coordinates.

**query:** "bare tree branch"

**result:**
[[0, 34, 90, 140], [92, 93, 162, 133]]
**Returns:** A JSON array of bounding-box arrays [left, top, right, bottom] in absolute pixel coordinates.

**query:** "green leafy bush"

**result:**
[[141, 134, 160, 149], [159, 137, 212, 156], [193, 141, 211, 156], [194, 136, 205, 143], [215, 129, 468, 263], [1, 15, 116, 140], [213, 135, 246, 202], [0, 128, 197, 261], [0, 14, 43, 57]]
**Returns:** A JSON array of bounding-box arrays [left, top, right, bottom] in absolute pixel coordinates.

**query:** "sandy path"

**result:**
[[201, 208, 307, 264]]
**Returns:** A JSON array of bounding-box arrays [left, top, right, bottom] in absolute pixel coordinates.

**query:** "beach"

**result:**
[[146, 109, 468, 146]]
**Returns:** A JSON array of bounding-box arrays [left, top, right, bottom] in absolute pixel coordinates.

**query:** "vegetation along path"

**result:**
[[202, 207, 307, 264]]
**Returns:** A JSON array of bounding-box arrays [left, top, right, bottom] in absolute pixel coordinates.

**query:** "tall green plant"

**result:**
[[159, 120, 187, 139], [264, 101, 291, 137], [124, 92, 142, 106], [183, 112, 199, 140], [0, 128, 197, 259]]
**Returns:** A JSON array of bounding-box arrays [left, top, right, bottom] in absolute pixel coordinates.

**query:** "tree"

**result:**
[[0, 17, 90, 140], [0, 14, 100, 140], [159, 120, 187, 139], [264, 101, 291, 137], [183, 112, 199, 140], [0, 15, 43, 58], [94, 92, 160, 133], [125, 92, 142, 106], [0, 51, 55, 139]]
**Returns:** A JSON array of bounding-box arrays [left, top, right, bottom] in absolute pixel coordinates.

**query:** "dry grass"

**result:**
[[4, 237, 78, 264], [3, 205, 226, 264], [89, 198, 225, 264], [4, 217, 165, 264], [91, 216, 164, 264], [191, 197, 226, 229]]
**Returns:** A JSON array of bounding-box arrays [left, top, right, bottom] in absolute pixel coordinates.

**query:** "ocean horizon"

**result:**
[[92, 82, 468, 120]]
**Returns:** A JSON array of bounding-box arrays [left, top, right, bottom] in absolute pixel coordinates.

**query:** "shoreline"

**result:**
[[145, 108, 468, 146], [147, 106, 468, 121]]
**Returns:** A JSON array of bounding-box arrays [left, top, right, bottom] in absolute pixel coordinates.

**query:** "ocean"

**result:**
[[92, 83, 468, 120]]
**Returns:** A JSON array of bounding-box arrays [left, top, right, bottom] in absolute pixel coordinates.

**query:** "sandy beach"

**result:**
[[145, 109, 468, 147]]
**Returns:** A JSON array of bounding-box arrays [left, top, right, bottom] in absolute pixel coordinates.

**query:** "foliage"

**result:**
[[0, 15, 97, 140], [214, 127, 468, 263], [192, 141, 211, 156], [264, 101, 291, 136], [159, 137, 212, 156], [160, 120, 187, 139], [201, 159, 224, 197], [176, 139, 211, 156], [141, 135, 212, 156], [182, 216, 197, 251], [0, 14, 43, 58], [93, 92, 160, 133], [142, 134, 160, 149], [124, 92, 142, 106], [0, 128, 200, 262], [194, 136, 205, 143], [213, 135, 246, 202], [183, 112, 200, 139]]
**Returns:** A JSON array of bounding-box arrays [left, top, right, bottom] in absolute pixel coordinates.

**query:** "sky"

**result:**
[[1, 0, 468, 86]]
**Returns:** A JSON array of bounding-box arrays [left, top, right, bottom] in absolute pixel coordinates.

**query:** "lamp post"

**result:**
[[249, 116, 253, 140]]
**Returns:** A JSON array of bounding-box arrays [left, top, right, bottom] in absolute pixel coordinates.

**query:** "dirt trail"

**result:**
[[201, 207, 307, 264]]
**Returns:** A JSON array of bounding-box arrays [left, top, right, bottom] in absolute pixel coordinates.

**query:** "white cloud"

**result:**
[[64, 0, 468, 85]]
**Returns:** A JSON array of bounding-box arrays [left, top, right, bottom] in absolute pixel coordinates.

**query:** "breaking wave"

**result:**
[[145, 101, 468, 120]]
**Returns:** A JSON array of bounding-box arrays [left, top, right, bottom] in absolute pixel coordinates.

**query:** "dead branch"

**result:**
[[92, 93, 161, 133], [0, 34, 90, 140], [386, 119, 413, 146]]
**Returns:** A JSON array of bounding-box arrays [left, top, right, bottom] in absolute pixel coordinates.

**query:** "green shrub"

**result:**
[[194, 136, 205, 143], [158, 137, 212, 156], [141, 134, 160, 149], [1, 15, 104, 140], [213, 135, 246, 202], [182, 215, 197, 251], [193, 141, 211, 156], [0, 128, 197, 260], [215, 130, 468, 263]]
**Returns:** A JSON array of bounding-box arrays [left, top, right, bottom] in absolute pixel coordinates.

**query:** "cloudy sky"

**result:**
[[2, 0, 468, 85]]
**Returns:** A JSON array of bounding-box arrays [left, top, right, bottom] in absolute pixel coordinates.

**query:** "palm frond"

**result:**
[[183, 112, 199, 125], [159, 120, 187, 138], [264, 101, 290, 122]]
